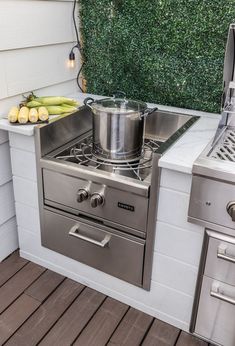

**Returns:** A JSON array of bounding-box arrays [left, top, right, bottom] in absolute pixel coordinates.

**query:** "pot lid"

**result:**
[[84, 93, 147, 114]]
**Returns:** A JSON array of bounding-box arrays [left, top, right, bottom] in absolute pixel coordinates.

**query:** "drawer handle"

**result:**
[[68, 225, 111, 248], [217, 246, 235, 264], [210, 286, 235, 306]]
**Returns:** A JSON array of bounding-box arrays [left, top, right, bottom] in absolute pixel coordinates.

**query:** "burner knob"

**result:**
[[77, 189, 89, 203], [90, 193, 104, 208], [227, 202, 235, 221]]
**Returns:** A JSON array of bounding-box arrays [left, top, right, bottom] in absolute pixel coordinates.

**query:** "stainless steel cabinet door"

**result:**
[[42, 208, 145, 286], [195, 276, 235, 346]]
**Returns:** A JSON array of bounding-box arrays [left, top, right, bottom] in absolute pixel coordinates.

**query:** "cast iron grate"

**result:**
[[55, 135, 160, 181]]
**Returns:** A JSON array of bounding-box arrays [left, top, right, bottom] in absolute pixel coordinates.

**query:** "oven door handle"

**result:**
[[210, 287, 235, 306], [68, 225, 111, 248], [217, 245, 235, 264]]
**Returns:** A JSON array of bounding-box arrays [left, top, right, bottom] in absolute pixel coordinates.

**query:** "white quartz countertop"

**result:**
[[0, 92, 220, 174]]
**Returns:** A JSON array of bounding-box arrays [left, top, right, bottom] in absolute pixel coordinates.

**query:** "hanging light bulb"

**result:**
[[68, 50, 76, 68]]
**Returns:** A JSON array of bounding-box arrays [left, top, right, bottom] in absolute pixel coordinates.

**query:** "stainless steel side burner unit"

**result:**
[[188, 24, 235, 346], [35, 103, 197, 290]]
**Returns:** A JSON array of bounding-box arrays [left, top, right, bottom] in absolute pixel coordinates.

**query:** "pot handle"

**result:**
[[84, 97, 95, 108], [142, 107, 158, 118], [113, 91, 126, 99]]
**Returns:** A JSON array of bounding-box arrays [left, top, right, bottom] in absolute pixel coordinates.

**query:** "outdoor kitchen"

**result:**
[[0, 1, 234, 345]]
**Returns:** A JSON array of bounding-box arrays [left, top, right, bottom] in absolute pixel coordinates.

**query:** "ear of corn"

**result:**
[[18, 107, 29, 124], [31, 96, 79, 107], [38, 107, 49, 121], [44, 105, 76, 114], [8, 106, 19, 123], [26, 100, 42, 108], [29, 108, 39, 123]]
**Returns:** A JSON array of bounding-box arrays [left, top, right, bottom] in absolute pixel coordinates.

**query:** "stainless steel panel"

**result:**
[[145, 110, 192, 141], [35, 106, 92, 157], [195, 275, 235, 346], [188, 175, 235, 232], [41, 158, 150, 197], [43, 169, 148, 232], [205, 234, 235, 287], [42, 208, 145, 286]]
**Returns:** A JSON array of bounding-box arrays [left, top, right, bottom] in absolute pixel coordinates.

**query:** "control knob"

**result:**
[[227, 201, 235, 221], [90, 193, 104, 208], [77, 189, 89, 203]]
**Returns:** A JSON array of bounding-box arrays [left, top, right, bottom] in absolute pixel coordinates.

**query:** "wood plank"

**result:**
[[142, 318, 180, 346], [5, 43, 79, 98], [0, 251, 27, 287], [0, 1, 76, 51], [5, 279, 84, 346], [25, 269, 65, 303], [176, 331, 208, 346], [107, 307, 154, 346], [0, 293, 40, 345], [39, 287, 106, 346], [0, 261, 45, 313], [73, 297, 129, 346]]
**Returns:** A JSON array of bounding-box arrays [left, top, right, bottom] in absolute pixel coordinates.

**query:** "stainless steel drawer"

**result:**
[[43, 169, 148, 232], [195, 276, 235, 346], [42, 208, 145, 286], [189, 176, 235, 230], [205, 233, 235, 287]]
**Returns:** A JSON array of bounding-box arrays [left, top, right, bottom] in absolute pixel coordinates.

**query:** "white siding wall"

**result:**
[[0, 0, 81, 260]]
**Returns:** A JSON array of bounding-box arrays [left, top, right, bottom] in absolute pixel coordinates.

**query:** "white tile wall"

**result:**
[[155, 221, 204, 267], [157, 187, 203, 233], [0, 181, 15, 225], [0, 217, 18, 261], [11, 148, 37, 182], [13, 177, 38, 208], [152, 252, 198, 296], [15, 202, 40, 235], [0, 141, 12, 185]]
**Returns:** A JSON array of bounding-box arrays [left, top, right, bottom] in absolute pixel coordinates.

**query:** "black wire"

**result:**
[[72, 0, 80, 51], [72, 0, 84, 92]]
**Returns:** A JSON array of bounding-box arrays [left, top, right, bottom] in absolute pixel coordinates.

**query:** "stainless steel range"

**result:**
[[188, 24, 235, 346], [35, 102, 197, 290]]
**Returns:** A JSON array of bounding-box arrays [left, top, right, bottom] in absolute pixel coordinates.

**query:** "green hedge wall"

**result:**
[[80, 0, 235, 113]]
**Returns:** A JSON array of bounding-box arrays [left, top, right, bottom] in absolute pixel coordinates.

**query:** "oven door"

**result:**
[[42, 208, 145, 286]]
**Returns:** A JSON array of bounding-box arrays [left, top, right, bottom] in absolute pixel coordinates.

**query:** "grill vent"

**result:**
[[208, 129, 235, 162]]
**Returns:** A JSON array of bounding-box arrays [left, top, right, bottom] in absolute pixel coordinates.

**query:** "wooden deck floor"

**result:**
[[0, 251, 211, 346]]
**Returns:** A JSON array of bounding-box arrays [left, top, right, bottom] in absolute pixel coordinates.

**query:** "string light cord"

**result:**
[[70, 0, 83, 92]]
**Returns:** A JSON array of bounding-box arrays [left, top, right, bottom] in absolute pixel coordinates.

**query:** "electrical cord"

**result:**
[[70, 0, 84, 92]]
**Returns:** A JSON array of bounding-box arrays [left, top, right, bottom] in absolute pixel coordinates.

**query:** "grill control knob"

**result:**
[[90, 193, 104, 208], [227, 202, 235, 221], [77, 189, 89, 203]]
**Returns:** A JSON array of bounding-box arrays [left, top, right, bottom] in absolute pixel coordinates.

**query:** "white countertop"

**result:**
[[0, 92, 220, 174]]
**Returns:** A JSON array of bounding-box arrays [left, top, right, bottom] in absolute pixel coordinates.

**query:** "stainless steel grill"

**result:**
[[188, 23, 235, 346], [208, 128, 235, 162]]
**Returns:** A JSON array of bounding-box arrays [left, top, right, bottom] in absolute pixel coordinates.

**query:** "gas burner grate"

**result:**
[[208, 129, 235, 162], [56, 135, 160, 181]]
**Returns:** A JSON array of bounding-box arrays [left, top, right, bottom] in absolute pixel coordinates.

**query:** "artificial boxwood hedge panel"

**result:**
[[79, 0, 235, 113]]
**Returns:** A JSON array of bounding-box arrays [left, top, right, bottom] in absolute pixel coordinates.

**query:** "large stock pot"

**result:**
[[84, 92, 157, 162]]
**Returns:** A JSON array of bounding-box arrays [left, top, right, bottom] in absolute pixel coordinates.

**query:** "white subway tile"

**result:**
[[154, 221, 204, 267], [11, 147, 36, 181]]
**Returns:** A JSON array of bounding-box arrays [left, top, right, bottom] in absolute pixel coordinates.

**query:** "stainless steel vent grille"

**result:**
[[208, 128, 235, 162]]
